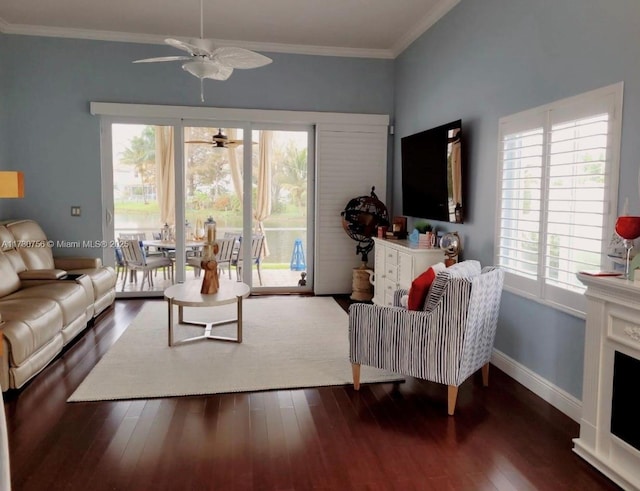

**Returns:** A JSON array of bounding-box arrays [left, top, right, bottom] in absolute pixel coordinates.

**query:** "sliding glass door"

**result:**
[[102, 119, 313, 297], [250, 127, 313, 290], [182, 125, 246, 287]]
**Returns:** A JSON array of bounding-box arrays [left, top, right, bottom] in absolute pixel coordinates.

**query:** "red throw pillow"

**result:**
[[407, 267, 437, 311]]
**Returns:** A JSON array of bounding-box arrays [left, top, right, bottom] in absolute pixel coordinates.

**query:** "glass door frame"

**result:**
[[179, 119, 251, 286], [249, 122, 315, 294], [100, 115, 182, 298], [101, 117, 314, 296]]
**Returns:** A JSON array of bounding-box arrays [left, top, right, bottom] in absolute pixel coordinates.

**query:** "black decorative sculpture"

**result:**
[[341, 187, 389, 265]]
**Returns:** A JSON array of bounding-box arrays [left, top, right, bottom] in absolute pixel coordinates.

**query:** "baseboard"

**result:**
[[491, 349, 582, 422]]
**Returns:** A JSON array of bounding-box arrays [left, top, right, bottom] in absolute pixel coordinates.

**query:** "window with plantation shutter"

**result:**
[[495, 83, 623, 316]]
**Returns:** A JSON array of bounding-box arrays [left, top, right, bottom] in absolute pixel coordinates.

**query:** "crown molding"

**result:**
[[0, 0, 459, 60], [390, 0, 460, 57], [0, 18, 394, 59]]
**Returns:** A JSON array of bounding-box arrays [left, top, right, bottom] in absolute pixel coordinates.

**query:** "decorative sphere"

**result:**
[[341, 190, 389, 243]]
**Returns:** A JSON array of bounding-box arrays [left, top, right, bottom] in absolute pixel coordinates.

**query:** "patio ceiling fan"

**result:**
[[132, 0, 272, 102], [185, 128, 243, 148]]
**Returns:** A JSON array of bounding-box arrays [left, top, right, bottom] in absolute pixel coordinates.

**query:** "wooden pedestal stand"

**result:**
[[351, 265, 374, 302]]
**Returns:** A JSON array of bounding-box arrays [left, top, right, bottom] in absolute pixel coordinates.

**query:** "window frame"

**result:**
[[494, 82, 623, 318]]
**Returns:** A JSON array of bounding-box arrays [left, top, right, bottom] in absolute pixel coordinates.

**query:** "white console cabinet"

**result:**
[[371, 238, 444, 306]]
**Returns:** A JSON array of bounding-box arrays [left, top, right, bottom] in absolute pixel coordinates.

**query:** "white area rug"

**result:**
[[68, 296, 402, 402]]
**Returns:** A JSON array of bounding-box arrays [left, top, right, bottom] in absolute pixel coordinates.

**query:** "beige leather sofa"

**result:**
[[0, 219, 116, 391]]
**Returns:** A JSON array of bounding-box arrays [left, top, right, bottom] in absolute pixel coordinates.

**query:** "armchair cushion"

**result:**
[[425, 260, 482, 311], [407, 262, 446, 311]]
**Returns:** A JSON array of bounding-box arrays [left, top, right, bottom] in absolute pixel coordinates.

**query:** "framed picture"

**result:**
[[392, 216, 407, 234]]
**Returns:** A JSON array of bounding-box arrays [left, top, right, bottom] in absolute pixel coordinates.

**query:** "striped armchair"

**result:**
[[348, 263, 504, 415]]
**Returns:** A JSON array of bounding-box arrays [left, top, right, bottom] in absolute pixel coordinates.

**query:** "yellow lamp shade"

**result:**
[[0, 171, 24, 198]]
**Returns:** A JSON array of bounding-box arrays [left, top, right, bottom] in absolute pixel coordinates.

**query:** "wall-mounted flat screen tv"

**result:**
[[401, 119, 464, 223]]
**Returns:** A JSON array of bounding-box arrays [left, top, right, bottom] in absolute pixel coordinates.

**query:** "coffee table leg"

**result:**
[[237, 295, 243, 343], [168, 298, 174, 347]]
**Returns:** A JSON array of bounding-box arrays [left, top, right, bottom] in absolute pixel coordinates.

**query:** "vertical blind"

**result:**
[[495, 83, 622, 315]]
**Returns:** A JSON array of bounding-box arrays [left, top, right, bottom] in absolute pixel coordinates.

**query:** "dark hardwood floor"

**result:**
[[3, 297, 621, 491]]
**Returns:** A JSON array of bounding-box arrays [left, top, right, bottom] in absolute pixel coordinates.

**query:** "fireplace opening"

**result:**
[[611, 350, 640, 451]]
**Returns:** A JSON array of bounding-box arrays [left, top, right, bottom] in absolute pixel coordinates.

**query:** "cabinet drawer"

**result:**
[[385, 263, 398, 281], [383, 278, 397, 295], [384, 248, 398, 265]]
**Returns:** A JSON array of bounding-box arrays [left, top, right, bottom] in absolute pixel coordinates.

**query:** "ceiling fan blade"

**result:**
[[185, 140, 215, 144], [133, 56, 191, 63], [212, 47, 272, 69], [165, 38, 211, 56], [202, 64, 234, 80]]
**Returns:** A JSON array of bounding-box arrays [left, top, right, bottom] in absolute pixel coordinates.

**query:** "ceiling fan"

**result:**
[[132, 0, 272, 102], [185, 128, 243, 148]]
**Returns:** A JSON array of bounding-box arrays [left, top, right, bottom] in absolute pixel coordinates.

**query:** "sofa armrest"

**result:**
[[54, 257, 102, 270], [18, 269, 67, 280]]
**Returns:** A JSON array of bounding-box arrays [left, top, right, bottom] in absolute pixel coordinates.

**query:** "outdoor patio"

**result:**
[[117, 264, 307, 293]]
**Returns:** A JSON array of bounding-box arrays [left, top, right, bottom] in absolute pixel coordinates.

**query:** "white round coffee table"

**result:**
[[164, 280, 250, 347]]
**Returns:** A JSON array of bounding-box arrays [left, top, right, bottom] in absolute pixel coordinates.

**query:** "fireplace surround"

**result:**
[[575, 273, 640, 490]]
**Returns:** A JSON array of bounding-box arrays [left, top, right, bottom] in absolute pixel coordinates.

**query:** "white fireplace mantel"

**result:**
[[574, 273, 640, 490]]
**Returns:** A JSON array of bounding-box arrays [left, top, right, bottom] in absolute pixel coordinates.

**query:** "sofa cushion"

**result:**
[[0, 226, 14, 252], [0, 253, 21, 298], [6, 220, 55, 270], [7, 283, 88, 326], [0, 298, 62, 365], [0, 226, 27, 273]]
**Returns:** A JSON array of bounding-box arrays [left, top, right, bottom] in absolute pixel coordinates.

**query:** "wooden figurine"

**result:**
[[200, 259, 220, 294], [200, 241, 220, 294]]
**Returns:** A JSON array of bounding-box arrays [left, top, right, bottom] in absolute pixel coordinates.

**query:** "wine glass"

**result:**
[[614, 216, 640, 279]]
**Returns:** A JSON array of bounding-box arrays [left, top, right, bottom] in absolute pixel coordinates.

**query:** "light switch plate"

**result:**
[[71, 206, 81, 217]]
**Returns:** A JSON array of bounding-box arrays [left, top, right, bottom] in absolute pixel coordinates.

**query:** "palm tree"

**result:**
[[120, 126, 156, 204], [279, 144, 307, 209]]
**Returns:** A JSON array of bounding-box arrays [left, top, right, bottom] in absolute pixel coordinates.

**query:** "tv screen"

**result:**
[[401, 120, 463, 223]]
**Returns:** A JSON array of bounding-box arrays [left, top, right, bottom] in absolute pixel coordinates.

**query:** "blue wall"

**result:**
[[394, 0, 640, 397], [0, 35, 394, 250], [0, 34, 7, 170]]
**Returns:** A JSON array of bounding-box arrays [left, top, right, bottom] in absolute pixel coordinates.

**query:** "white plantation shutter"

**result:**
[[496, 83, 622, 316], [315, 123, 388, 294], [497, 123, 545, 295]]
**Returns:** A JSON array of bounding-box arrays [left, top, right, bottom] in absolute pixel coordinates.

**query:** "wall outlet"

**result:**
[[71, 206, 81, 217]]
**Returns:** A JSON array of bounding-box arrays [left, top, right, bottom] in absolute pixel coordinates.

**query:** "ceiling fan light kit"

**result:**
[[185, 128, 243, 148], [133, 0, 272, 102], [181, 60, 232, 80]]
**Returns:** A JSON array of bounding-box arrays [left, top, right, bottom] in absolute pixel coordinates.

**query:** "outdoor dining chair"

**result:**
[[118, 238, 174, 291], [232, 234, 265, 286]]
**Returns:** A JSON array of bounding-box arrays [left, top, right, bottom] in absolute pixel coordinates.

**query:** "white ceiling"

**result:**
[[0, 0, 459, 58]]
